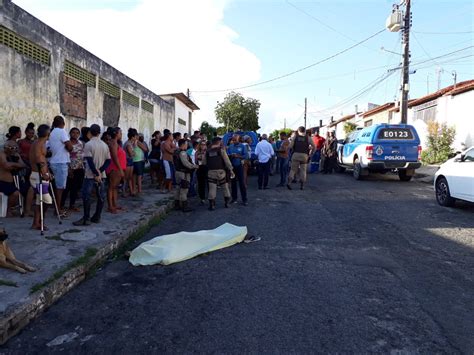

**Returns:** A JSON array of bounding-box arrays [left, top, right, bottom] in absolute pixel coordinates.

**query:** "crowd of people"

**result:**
[[0, 116, 339, 231]]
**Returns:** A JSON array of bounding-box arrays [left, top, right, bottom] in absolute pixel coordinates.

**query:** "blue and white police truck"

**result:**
[[337, 124, 422, 181]]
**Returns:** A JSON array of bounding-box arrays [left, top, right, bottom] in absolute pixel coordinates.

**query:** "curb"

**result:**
[[0, 200, 174, 345]]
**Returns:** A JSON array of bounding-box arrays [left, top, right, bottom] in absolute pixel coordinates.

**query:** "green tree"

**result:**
[[270, 128, 293, 140], [343, 122, 357, 135], [199, 121, 217, 139], [421, 121, 456, 164], [216, 126, 227, 136], [215, 92, 261, 132]]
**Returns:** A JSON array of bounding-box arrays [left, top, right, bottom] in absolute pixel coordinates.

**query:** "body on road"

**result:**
[[4, 171, 474, 353]]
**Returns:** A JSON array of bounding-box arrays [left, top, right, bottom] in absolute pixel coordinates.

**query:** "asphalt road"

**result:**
[[2, 171, 474, 354]]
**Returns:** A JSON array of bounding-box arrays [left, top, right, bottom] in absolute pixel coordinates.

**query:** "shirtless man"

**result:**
[[0, 141, 26, 217], [29, 124, 53, 230]]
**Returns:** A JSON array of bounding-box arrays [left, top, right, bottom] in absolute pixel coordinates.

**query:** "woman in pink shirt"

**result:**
[[106, 127, 126, 213]]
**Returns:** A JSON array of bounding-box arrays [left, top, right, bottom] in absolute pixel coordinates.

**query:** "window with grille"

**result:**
[[141, 100, 154, 113], [98, 77, 120, 98], [0, 25, 50, 65], [122, 90, 139, 107], [64, 60, 96, 87], [414, 101, 437, 123]]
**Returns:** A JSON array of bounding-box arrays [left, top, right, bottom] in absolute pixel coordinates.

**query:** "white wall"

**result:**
[[409, 90, 474, 152], [174, 99, 191, 134], [437, 91, 474, 151]]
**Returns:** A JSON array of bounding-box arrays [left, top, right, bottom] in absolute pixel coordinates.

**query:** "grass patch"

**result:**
[[45, 235, 62, 241], [62, 229, 81, 234], [29, 202, 172, 294], [155, 200, 172, 207], [111, 214, 165, 260], [0, 279, 18, 287], [30, 247, 98, 294]]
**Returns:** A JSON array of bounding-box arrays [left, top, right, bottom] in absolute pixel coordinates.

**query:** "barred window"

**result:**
[[0, 25, 50, 65], [122, 90, 140, 107], [64, 60, 96, 87], [98, 77, 120, 98], [141, 100, 154, 113]]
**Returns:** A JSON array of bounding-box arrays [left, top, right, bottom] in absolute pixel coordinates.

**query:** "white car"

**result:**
[[434, 146, 474, 206]]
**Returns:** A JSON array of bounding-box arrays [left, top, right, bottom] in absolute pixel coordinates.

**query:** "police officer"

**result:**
[[287, 126, 316, 190], [203, 137, 234, 211], [173, 139, 198, 212]]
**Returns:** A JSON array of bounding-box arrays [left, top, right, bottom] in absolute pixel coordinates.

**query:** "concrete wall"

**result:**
[[160, 95, 193, 135], [174, 99, 191, 134], [0, 0, 174, 146]]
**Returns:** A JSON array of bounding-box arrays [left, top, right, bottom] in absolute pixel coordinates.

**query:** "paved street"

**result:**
[[2, 172, 474, 354]]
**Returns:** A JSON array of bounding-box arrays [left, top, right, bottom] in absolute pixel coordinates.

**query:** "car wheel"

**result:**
[[353, 159, 363, 180], [398, 170, 413, 182], [436, 177, 455, 207]]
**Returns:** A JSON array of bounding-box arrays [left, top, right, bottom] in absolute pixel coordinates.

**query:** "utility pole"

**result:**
[[304, 97, 307, 128], [400, 0, 411, 124], [187, 88, 190, 98], [452, 70, 457, 88], [284, 118, 287, 129], [436, 67, 444, 90]]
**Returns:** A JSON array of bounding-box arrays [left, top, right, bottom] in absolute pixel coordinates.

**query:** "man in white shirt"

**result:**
[[254, 134, 274, 189], [49, 115, 73, 214]]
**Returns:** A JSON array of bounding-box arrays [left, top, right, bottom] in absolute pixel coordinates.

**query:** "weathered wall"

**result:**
[[0, 0, 174, 145]]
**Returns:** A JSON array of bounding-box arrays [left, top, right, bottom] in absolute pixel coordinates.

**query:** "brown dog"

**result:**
[[0, 228, 36, 274]]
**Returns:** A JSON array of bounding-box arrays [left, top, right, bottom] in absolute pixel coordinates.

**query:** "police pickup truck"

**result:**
[[337, 124, 422, 181]]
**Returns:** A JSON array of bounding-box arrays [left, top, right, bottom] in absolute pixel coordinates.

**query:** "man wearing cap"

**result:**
[[203, 137, 234, 211], [287, 126, 316, 190], [74, 124, 111, 226]]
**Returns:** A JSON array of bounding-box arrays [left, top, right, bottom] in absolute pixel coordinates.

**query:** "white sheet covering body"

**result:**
[[129, 223, 248, 266]]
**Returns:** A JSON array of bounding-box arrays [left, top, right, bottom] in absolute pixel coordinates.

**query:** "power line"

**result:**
[[412, 32, 441, 67], [285, 0, 377, 53], [192, 28, 386, 93], [192, 46, 473, 97], [307, 71, 397, 117], [408, 45, 473, 66], [413, 30, 474, 35]]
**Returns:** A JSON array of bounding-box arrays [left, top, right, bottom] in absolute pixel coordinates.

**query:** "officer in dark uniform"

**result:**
[[288, 126, 316, 190], [202, 137, 234, 211], [173, 139, 198, 212]]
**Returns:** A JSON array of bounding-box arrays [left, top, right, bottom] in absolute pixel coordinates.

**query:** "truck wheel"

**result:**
[[353, 159, 364, 180], [398, 170, 413, 181], [436, 177, 455, 207]]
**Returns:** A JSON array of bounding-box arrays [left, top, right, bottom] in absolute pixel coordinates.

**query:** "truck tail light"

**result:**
[[366, 145, 373, 160], [417, 145, 422, 161]]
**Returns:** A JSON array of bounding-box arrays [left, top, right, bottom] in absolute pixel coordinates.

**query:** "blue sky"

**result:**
[[218, 0, 474, 128], [15, 0, 474, 132]]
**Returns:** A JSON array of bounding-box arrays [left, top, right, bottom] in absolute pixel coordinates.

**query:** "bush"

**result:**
[[421, 121, 456, 164]]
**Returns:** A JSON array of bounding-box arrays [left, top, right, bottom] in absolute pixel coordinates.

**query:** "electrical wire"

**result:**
[[413, 30, 473, 35], [285, 0, 378, 53], [412, 32, 441, 68], [192, 28, 386, 93]]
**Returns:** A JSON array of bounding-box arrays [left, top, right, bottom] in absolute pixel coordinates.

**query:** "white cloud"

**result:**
[[13, 0, 261, 130]]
